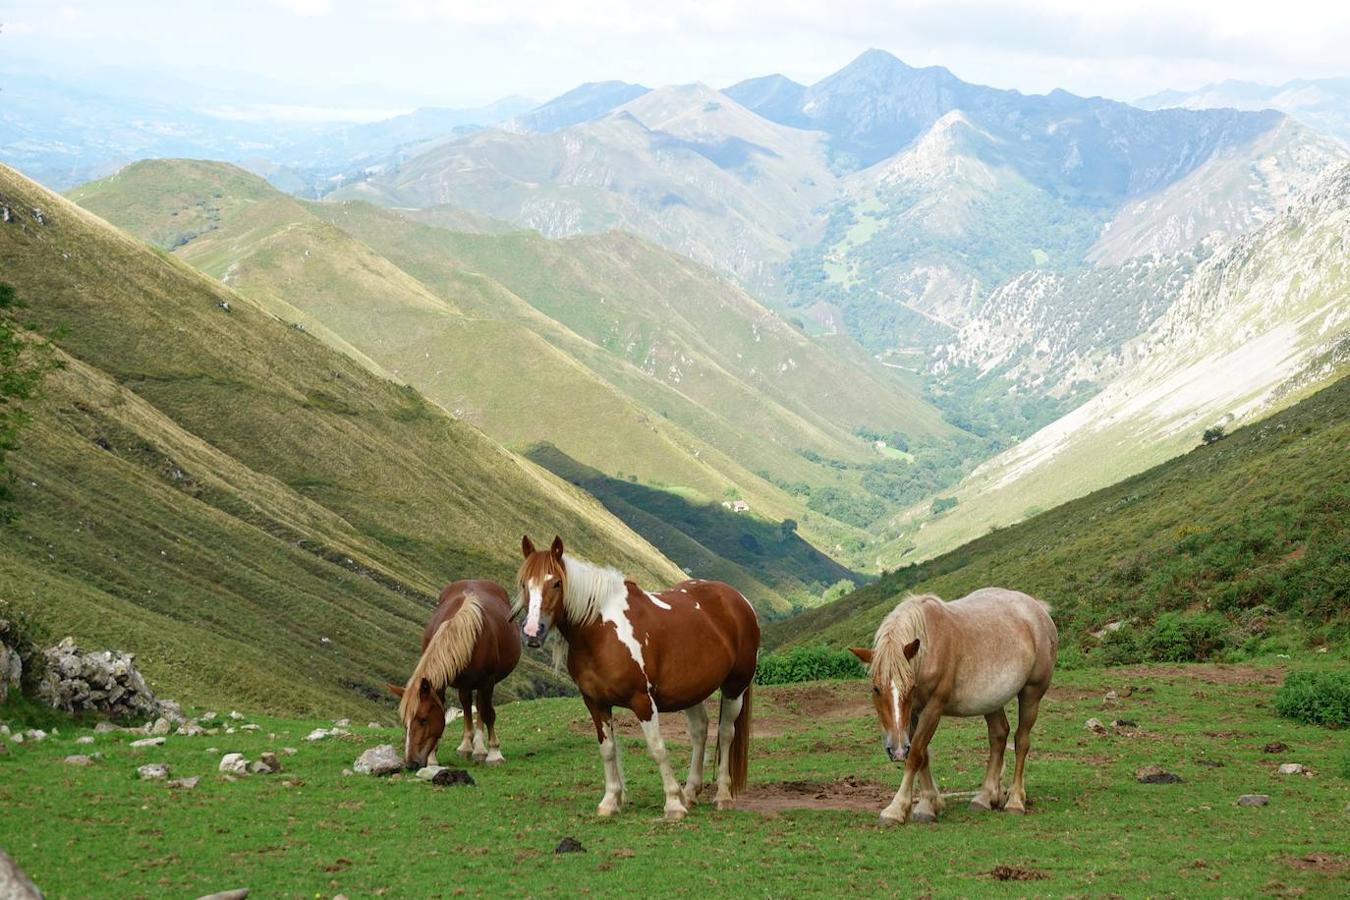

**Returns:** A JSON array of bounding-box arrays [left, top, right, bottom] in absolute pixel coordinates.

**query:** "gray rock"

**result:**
[[130, 737, 165, 748], [64, 754, 94, 766], [167, 776, 201, 790], [1237, 794, 1270, 807], [37, 637, 161, 720], [334, 718, 351, 727], [75, 735, 95, 745], [280, 747, 298, 756], [1084, 718, 1108, 735], [0, 848, 43, 899], [177, 723, 205, 737], [249, 753, 281, 775], [138, 763, 171, 780], [196, 890, 249, 900], [353, 744, 402, 776], [24, 729, 48, 742], [218, 753, 248, 775], [1278, 763, 1308, 775], [93, 721, 122, 733], [156, 698, 186, 725], [0, 641, 21, 705], [149, 717, 172, 736]]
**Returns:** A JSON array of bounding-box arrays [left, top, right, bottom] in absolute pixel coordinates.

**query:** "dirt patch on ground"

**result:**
[[1283, 854, 1347, 874], [768, 682, 873, 722], [735, 776, 894, 815], [1113, 664, 1284, 685]]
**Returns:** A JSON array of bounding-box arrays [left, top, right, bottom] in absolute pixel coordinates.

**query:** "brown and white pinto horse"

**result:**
[[387, 580, 521, 770], [517, 535, 759, 820], [851, 588, 1057, 824]]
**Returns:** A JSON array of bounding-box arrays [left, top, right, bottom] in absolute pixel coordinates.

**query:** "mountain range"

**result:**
[[1138, 77, 1350, 146]]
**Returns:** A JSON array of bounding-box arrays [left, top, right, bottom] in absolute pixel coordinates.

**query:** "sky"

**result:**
[[3, 0, 1350, 119]]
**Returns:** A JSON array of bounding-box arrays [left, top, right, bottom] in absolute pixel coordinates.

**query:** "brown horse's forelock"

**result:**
[[871, 594, 934, 698]]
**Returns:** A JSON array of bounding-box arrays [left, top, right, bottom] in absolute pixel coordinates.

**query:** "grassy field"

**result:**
[[2, 664, 1346, 897]]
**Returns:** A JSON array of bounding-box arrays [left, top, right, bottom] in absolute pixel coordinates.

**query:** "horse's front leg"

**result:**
[[455, 687, 475, 759], [881, 703, 943, 825], [634, 694, 688, 821], [583, 695, 624, 816]]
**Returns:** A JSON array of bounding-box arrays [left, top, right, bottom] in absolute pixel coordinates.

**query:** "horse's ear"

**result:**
[[903, 638, 921, 660], [386, 682, 405, 698], [418, 677, 432, 698], [849, 647, 873, 664], [522, 534, 536, 558], [550, 535, 565, 560]]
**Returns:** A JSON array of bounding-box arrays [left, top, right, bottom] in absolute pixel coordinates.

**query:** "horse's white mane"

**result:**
[[871, 594, 934, 696], [560, 554, 627, 626]]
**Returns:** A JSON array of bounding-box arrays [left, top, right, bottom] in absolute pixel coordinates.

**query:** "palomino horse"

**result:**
[[850, 588, 1057, 824], [517, 535, 759, 820], [387, 580, 521, 770]]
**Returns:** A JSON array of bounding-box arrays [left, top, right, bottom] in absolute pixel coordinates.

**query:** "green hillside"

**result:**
[[766, 375, 1350, 659], [70, 160, 975, 602], [0, 161, 683, 717]]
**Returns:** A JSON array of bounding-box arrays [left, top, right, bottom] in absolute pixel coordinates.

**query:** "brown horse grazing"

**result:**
[[387, 580, 521, 770], [850, 588, 1057, 825], [517, 535, 759, 820]]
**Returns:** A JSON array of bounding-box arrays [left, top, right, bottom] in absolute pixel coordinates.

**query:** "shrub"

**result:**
[[1274, 671, 1350, 727], [755, 646, 867, 685], [1144, 612, 1228, 662], [0, 602, 49, 694], [1202, 425, 1226, 444]]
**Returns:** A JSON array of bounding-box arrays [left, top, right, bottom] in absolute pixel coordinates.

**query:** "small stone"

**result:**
[[1104, 690, 1119, 704], [416, 765, 448, 781], [225, 727, 236, 735], [353, 744, 402, 776], [200, 712, 218, 723], [368, 722, 382, 729], [1277, 763, 1307, 776], [555, 837, 586, 854], [24, 729, 48, 742], [341, 768, 354, 777], [304, 728, 332, 742], [149, 718, 172, 736], [75, 735, 95, 745], [64, 754, 94, 766], [94, 721, 121, 733], [138, 763, 170, 780], [240, 724, 260, 732], [334, 718, 351, 727], [177, 723, 205, 737], [168, 776, 201, 790], [1237, 794, 1270, 807], [130, 737, 165, 748], [280, 747, 298, 756], [195, 890, 249, 900], [218, 753, 248, 775], [249, 752, 281, 775], [8, 733, 22, 744], [205, 747, 219, 754], [228, 711, 245, 721], [1085, 718, 1108, 735]]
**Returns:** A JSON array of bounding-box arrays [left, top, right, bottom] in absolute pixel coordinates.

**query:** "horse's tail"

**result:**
[[729, 684, 752, 797], [399, 594, 485, 723]]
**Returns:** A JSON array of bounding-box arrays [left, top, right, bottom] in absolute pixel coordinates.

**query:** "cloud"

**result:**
[[266, 0, 332, 15]]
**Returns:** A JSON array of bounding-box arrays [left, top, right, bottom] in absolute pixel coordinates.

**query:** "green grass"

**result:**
[[2, 665, 1346, 896], [768, 375, 1350, 660]]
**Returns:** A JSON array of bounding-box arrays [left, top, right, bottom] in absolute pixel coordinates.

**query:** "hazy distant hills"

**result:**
[[508, 81, 651, 133], [1138, 78, 1350, 146]]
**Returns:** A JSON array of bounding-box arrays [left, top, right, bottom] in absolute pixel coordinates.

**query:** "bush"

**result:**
[[755, 646, 867, 685], [0, 602, 49, 694], [1202, 425, 1226, 445], [1144, 612, 1228, 662], [1274, 671, 1350, 727]]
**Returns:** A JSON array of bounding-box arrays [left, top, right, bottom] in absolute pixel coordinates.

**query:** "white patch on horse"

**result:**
[[603, 594, 647, 677], [646, 592, 672, 610]]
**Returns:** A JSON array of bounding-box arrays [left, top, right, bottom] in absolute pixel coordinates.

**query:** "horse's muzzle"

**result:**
[[523, 624, 548, 648]]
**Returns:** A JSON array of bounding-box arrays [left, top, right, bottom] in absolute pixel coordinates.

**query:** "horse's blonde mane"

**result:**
[[560, 554, 628, 625], [871, 594, 935, 695], [399, 594, 485, 723]]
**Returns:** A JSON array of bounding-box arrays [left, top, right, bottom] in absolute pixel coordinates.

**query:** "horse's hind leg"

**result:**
[[682, 702, 710, 808], [712, 690, 745, 810], [971, 709, 1010, 811], [456, 687, 475, 759], [1006, 687, 1044, 814], [479, 682, 504, 765]]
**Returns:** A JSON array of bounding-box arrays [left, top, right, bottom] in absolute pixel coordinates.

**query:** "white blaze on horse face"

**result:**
[[523, 580, 544, 637]]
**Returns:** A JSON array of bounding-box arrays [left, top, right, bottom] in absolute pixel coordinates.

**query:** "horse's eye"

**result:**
[[872, 687, 880, 695], [552, 578, 562, 589]]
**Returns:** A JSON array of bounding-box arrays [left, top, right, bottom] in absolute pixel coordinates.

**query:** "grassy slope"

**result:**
[[71, 160, 963, 601], [0, 161, 681, 715], [2, 666, 1347, 896], [766, 375, 1350, 656]]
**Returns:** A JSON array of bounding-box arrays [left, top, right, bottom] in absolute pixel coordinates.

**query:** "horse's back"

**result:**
[[433, 579, 520, 685], [937, 588, 1056, 714]]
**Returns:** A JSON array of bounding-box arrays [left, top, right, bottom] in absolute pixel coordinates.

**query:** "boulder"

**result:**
[[0, 848, 43, 899], [353, 744, 402, 776], [138, 763, 171, 780], [1237, 794, 1270, 807], [218, 753, 248, 775]]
